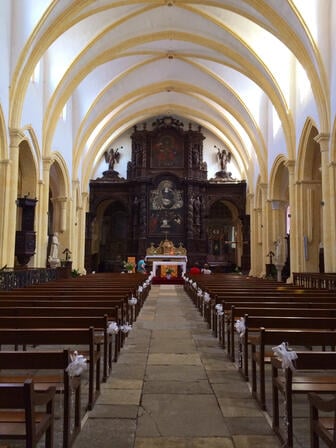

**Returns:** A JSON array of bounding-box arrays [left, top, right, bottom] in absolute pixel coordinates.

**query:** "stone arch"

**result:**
[[296, 119, 322, 272], [15, 139, 39, 267], [269, 156, 289, 241], [48, 154, 70, 264], [206, 198, 242, 271], [252, 178, 266, 276], [90, 198, 129, 272], [269, 156, 290, 279]]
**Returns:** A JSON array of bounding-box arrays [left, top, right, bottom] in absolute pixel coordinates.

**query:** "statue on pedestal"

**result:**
[[48, 232, 60, 268]]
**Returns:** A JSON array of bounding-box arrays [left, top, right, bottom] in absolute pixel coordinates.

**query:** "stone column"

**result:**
[[314, 133, 331, 271], [249, 202, 260, 277], [285, 160, 296, 279], [35, 157, 52, 267], [0, 159, 11, 266], [328, 162, 336, 270], [77, 192, 88, 273], [4, 130, 22, 267], [259, 183, 268, 278], [54, 197, 68, 233]]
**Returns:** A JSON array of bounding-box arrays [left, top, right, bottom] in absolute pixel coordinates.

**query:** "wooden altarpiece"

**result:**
[[85, 117, 250, 273]]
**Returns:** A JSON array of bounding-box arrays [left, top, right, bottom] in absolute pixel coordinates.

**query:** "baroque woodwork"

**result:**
[[85, 117, 249, 273]]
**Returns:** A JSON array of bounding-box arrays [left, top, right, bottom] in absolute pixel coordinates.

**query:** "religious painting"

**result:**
[[151, 131, 184, 168], [149, 179, 184, 236]]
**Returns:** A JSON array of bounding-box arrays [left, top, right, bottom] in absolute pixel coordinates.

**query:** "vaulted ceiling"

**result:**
[[9, 1, 328, 190]]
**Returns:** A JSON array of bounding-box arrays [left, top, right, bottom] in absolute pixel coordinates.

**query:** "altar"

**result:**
[[145, 239, 187, 277], [146, 255, 187, 276]]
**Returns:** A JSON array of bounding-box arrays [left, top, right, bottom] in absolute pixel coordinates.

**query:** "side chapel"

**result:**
[[85, 117, 250, 273]]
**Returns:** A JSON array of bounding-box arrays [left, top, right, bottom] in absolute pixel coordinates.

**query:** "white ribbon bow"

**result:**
[[215, 304, 224, 315], [203, 292, 211, 303], [66, 351, 87, 377], [128, 296, 138, 306], [234, 317, 246, 337], [138, 286, 143, 293], [197, 288, 203, 297], [120, 323, 132, 333], [107, 321, 119, 334], [272, 342, 298, 371]]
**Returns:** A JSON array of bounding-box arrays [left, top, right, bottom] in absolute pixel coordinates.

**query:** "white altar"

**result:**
[[145, 255, 187, 276]]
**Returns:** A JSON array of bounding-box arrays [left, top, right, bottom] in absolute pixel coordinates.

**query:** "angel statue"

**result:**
[[104, 146, 123, 171], [215, 145, 231, 171]]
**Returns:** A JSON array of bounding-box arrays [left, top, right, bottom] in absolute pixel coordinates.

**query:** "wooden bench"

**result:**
[[0, 379, 56, 448], [0, 327, 100, 412], [236, 315, 336, 382], [251, 328, 336, 410], [308, 392, 336, 447], [217, 300, 336, 349], [0, 305, 122, 362], [228, 306, 336, 362], [0, 315, 111, 384], [0, 349, 81, 448], [272, 351, 336, 448]]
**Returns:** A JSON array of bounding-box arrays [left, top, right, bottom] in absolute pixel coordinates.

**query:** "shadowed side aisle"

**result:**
[[73, 285, 281, 448]]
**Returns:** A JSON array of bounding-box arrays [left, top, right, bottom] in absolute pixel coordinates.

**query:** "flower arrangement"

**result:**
[[123, 261, 134, 272], [166, 267, 174, 275]]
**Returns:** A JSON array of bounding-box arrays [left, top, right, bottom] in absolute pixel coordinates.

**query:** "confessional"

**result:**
[[85, 117, 250, 273]]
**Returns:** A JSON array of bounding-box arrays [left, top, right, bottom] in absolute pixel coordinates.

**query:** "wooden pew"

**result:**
[[272, 351, 336, 448], [0, 315, 111, 384], [236, 315, 336, 381], [308, 392, 336, 447], [0, 306, 121, 363], [0, 379, 56, 448], [228, 306, 336, 362], [250, 328, 336, 410], [217, 300, 336, 349], [0, 327, 100, 412], [0, 294, 129, 325], [0, 349, 81, 448]]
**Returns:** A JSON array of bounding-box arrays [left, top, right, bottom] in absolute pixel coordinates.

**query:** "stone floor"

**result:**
[[72, 285, 284, 448]]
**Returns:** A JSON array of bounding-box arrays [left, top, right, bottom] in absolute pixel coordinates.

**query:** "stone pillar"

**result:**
[[328, 162, 336, 270], [71, 180, 80, 267], [314, 133, 331, 271], [249, 203, 260, 277], [54, 197, 68, 233], [4, 130, 22, 267], [259, 183, 268, 278], [77, 192, 88, 273], [0, 159, 11, 266], [35, 157, 52, 267], [285, 160, 296, 279]]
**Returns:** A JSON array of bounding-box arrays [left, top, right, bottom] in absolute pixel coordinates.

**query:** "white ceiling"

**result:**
[[9, 0, 328, 189]]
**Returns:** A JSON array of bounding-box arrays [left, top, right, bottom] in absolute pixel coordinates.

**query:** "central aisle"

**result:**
[[73, 285, 281, 448]]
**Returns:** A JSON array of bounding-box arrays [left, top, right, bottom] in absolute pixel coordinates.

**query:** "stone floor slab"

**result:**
[[89, 404, 139, 419], [97, 388, 142, 405], [137, 394, 230, 437], [143, 379, 212, 394], [134, 437, 235, 448], [145, 365, 207, 381], [73, 419, 136, 448], [231, 435, 282, 447], [147, 353, 202, 365]]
